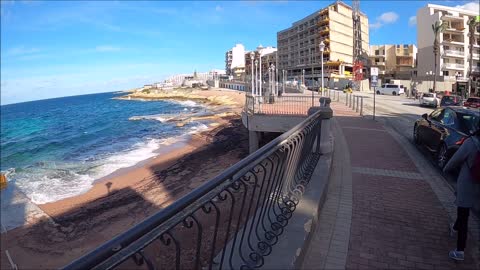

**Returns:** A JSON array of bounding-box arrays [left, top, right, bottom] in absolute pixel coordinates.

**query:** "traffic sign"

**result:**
[[371, 75, 378, 87], [371, 67, 379, 77]]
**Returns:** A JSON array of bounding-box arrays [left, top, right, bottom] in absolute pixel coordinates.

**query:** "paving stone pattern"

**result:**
[[302, 102, 479, 270]]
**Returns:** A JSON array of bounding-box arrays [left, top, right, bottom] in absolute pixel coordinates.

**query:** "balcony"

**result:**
[[443, 39, 464, 46], [442, 50, 465, 58], [441, 13, 463, 21], [375, 62, 385, 66], [442, 63, 465, 70], [444, 27, 464, 33], [473, 53, 480, 60]]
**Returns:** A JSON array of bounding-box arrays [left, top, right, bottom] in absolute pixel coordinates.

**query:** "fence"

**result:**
[[63, 110, 325, 270], [244, 94, 320, 116], [324, 90, 365, 116]]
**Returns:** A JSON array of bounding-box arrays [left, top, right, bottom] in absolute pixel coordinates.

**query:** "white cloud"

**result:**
[[454, 2, 480, 12], [378, 12, 399, 24], [95, 45, 121, 52], [408, 16, 417, 27], [215, 5, 223, 12], [369, 11, 399, 30], [4, 46, 40, 57], [369, 22, 383, 30]]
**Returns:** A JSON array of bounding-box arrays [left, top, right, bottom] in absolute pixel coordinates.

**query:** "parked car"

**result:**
[[419, 93, 440, 107], [413, 106, 480, 168], [463, 97, 480, 108], [376, 84, 404, 96], [440, 95, 462, 107]]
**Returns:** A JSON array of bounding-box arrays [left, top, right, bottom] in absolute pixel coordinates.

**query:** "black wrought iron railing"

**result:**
[[63, 110, 324, 270]]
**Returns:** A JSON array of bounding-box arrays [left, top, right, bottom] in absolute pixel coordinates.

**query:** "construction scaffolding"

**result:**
[[352, 0, 364, 91]]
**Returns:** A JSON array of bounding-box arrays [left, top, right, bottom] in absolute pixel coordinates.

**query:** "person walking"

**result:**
[[443, 129, 480, 261]]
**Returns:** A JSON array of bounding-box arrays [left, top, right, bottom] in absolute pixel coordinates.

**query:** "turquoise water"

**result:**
[[1, 92, 207, 203]]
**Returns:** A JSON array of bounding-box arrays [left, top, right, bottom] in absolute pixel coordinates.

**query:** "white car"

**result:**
[[419, 93, 439, 107], [376, 84, 405, 96]]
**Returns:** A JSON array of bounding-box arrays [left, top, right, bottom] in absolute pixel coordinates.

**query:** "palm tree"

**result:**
[[432, 20, 447, 92], [467, 17, 479, 97]]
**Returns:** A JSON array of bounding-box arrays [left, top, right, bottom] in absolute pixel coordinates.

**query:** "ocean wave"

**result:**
[[6, 133, 197, 204], [129, 115, 169, 122], [175, 100, 198, 107]]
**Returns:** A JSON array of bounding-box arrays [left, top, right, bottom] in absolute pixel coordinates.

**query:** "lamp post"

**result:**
[[270, 64, 275, 101], [250, 52, 255, 95], [319, 41, 325, 96], [259, 51, 263, 98], [302, 69, 305, 93], [311, 49, 314, 107], [255, 59, 259, 96]]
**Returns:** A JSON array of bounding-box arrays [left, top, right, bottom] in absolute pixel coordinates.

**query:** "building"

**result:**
[[277, 1, 369, 83], [225, 44, 246, 79], [245, 46, 278, 84], [416, 4, 480, 85], [369, 44, 418, 79]]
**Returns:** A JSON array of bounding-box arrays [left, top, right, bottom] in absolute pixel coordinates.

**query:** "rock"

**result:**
[[60, 226, 74, 233], [178, 170, 191, 176]]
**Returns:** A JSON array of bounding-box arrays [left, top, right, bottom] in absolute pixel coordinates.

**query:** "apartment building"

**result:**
[[417, 4, 480, 85], [369, 44, 418, 79], [277, 1, 369, 82], [225, 44, 246, 78]]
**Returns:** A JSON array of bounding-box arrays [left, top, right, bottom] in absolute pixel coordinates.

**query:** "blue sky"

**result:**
[[1, 0, 478, 105]]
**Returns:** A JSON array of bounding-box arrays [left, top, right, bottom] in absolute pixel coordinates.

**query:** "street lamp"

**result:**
[[319, 41, 325, 96], [302, 69, 305, 93], [270, 64, 275, 101], [250, 52, 255, 95], [311, 49, 314, 107], [255, 59, 259, 96]]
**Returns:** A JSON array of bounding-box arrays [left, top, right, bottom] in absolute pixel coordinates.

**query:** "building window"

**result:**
[[403, 44, 408, 48], [444, 71, 449, 76], [375, 50, 379, 56]]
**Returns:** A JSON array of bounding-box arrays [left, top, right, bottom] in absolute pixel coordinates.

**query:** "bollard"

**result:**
[[345, 93, 348, 106], [352, 95, 355, 110], [356, 96, 359, 112], [360, 97, 363, 116], [350, 93, 353, 108]]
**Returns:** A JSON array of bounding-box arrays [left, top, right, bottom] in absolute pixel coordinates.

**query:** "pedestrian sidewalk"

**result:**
[[302, 102, 479, 270]]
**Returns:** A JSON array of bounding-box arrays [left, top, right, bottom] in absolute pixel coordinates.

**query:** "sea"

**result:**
[[0, 92, 209, 204]]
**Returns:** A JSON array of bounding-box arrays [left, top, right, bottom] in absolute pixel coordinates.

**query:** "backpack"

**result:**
[[469, 137, 480, 183]]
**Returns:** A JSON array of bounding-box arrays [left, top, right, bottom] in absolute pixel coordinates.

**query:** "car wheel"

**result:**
[[413, 124, 421, 145], [376, 90, 380, 95], [392, 91, 397, 96], [437, 143, 448, 169]]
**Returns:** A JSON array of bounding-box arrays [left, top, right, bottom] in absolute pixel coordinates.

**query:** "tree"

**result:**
[[432, 20, 447, 92], [467, 17, 479, 97]]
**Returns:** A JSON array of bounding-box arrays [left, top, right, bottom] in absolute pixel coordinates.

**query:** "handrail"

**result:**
[[63, 109, 324, 270]]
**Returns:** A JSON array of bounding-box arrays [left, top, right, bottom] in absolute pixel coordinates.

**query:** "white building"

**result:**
[[416, 3, 480, 82], [225, 44, 246, 77]]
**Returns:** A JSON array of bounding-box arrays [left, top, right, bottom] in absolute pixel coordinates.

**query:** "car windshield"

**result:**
[[457, 112, 480, 134], [443, 96, 455, 100], [423, 94, 434, 97], [466, 98, 480, 103]]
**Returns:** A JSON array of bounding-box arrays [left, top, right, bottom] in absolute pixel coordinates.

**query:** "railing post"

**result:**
[[360, 97, 363, 116], [355, 96, 359, 112], [345, 93, 348, 106], [350, 94, 353, 108]]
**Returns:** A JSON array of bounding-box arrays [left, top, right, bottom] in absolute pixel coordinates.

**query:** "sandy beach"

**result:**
[[0, 89, 249, 269]]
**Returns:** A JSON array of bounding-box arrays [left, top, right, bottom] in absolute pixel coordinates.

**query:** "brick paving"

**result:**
[[302, 102, 479, 270]]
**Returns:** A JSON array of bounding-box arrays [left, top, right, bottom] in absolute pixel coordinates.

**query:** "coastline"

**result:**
[[39, 88, 245, 216], [0, 88, 248, 269]]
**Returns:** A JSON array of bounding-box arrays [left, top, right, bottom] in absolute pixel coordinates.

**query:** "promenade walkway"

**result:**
[[302, 101, 480, 270]]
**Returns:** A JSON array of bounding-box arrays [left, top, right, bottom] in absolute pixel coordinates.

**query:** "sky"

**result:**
[[1, 0, 479, 105]]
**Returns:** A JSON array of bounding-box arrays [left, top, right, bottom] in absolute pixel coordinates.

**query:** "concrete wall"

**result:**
[[417, 7, 441, 77]]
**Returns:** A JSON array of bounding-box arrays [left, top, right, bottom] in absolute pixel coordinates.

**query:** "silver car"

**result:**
[[419, 93, 439, 107]]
